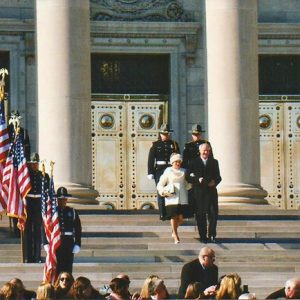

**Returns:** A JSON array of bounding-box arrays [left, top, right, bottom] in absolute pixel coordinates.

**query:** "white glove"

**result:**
[[43, 244, 50, 252], [72, 245, 81, 254], [147, 174, 154, 180]]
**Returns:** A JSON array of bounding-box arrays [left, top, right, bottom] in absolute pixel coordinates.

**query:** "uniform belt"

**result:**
[[27, 194, 41, 198], [156, 161, 169, 165], [62, 232, 73, 236]]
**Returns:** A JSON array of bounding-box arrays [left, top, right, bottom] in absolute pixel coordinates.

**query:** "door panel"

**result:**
[[91, 98, 167, 209], [259, 100, 300, 209], [284, 103, 300, 209]]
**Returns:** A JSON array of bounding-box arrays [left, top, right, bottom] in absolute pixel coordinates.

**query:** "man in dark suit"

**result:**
[[147, 123, 180, 220], [182, 124, 213, 217], [265, 277, 300, 299], [178, 246, 218, 299], [186, 143, 221, 243]]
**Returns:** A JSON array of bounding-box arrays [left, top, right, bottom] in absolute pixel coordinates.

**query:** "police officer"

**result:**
[[182, 124, 213, 169], [182, 124, 213, 217], [148, 124, 180, 220], [44, 187, 81, 275], [24, 152, 49, 263]]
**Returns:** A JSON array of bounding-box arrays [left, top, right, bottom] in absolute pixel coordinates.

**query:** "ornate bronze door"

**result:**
[[259, 97, 300, 209], [91, 95, 167, 209]]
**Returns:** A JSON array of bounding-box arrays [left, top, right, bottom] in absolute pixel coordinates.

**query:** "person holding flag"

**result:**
[[43, 185, 81, 278], [24, 152, 49, 263]]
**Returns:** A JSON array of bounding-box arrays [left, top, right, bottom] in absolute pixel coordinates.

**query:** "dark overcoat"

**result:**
[[186, 156, 221, 214]]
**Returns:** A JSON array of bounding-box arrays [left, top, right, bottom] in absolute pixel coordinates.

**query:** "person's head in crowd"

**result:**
[[54, 272, 74, 298], [147, 277, 169, 300], [140, 275, 159, 300], [9, 278, 36, 300], [184, 282, 204, 299], [159, 124, 172, 141], [69, 276, 101, 300], [285, 277, 300, 299], [109, 277, 130, 299], [198, 247, 216, 268], [170, 153, 182, 170], [189, 124, 205, 142], [28, 152, 40, 171], [56, 186, 71, 209], [215, 273, 242, 300], [0, 282, 18, 300], [36, 282, 55, 300], [199, 143, 211, 160]]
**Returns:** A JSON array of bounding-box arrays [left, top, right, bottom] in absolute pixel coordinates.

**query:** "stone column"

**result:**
[[205, 0, 267, 204], [36, 0, 98, 203]]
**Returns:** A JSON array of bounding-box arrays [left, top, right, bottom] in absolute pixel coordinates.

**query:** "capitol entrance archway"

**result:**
[[91, 95, 168, 209], [259, 96, 300, 209]]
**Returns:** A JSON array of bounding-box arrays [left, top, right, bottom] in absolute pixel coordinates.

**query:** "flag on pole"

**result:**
[[1, 133, 31, 230], [42, 171, 61, 283], [0, 97, 10, 214]]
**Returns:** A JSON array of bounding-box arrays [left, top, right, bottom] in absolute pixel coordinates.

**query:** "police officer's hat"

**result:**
[[189, 124, 205, 134], [56, 186, 72, 199], [10, 110, 22, 119], [28, 152, 40, 163], [159, 123, 173, 134]]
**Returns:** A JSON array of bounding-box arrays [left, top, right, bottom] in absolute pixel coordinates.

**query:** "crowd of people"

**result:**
[[1, 247, 299, 299]]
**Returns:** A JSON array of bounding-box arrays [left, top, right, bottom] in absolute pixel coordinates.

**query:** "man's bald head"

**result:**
[[198, 247, 215, 268], [285, 278, 300, 299]]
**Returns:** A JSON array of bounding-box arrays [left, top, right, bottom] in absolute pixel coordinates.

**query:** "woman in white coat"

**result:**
[[157, 153, 191, 244]]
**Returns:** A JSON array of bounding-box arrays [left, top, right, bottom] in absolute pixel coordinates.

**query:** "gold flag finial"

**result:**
[[50, 161, 55, 177], [0, 68, 8, 101], [41, 159, 46, 177]]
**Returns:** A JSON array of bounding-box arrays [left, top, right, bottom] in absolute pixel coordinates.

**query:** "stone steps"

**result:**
[[0, 206, 299, 299]]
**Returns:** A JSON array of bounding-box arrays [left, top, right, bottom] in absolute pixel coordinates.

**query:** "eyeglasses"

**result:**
[[60, 277, 70, 282]]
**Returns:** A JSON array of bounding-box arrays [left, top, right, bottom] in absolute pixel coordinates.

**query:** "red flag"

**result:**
[[42, 175, 61, 283], [1, 134, 31, 230]]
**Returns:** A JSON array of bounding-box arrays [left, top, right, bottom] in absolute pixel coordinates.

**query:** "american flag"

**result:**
[[0, 99, 10, 214], [42, 174, 61, 283], [1, 133, 31, 230]]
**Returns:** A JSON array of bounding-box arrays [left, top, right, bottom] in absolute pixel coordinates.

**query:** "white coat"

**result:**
[[157, 167, 191, 206]]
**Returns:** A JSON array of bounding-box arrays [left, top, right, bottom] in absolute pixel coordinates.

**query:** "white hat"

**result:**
[[170, 153, 182, 165]]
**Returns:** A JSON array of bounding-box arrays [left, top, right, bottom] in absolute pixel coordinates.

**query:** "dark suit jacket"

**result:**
[[178, 258, 218, 299], [186, 156, 221, 214]]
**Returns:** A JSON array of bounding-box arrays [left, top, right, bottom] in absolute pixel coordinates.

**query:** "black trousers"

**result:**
[[23, 198, 42, 263], [154, 168, 167, 220], [56, 236, 74, 275], [195, 204, 218, 240]]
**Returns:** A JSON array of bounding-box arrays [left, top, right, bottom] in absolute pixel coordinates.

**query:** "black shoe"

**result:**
[[209, 236, 217, 243], [200, 238, 208, 244]]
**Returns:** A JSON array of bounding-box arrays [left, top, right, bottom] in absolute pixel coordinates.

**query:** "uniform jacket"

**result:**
[[148, 139, 180, 176], [157, 167, 190, 206], [182, 139, 213, 169], [178, 258, 218, 299], [186, 156, 221, 214], [43, 206, 81, 247], [27, 170, 50, 197]]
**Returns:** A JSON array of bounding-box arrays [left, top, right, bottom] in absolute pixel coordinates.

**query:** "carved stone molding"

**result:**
[[90, 0, 192, 21]]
